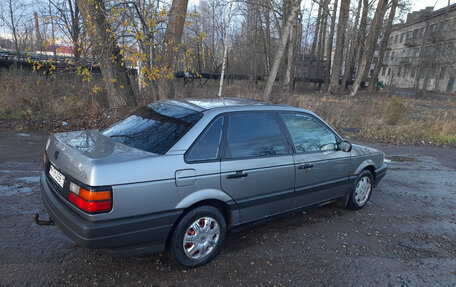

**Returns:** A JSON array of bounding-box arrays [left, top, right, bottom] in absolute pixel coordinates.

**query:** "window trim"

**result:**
[[277, 111, 342, 155], [220, 111, 292, 161], [184, 115, 225, 164]]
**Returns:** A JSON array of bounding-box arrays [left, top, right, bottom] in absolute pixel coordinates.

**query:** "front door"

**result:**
[[220, 112, 295, 223], [279, 112, 351, 208]]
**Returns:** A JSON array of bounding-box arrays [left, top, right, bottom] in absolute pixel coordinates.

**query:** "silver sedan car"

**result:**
[[39, 98, 387, 267]]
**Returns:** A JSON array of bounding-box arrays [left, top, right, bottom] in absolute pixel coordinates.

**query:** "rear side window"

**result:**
[[281, 113, 337, 153], [186, 117, 224, 162], [224, 113, 286, 159], [102, 103, 202, 154]]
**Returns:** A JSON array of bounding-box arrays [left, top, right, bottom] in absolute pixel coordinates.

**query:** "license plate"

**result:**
[[49, 164, 65, 188]]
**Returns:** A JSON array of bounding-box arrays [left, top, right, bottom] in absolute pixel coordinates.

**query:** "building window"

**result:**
[[411, 68, 416, 78], [432, 24, 437, 32], [387, 68, 391, 76], [425, 46, 431, 56], [440, 67, 446, 79], [404, 68, 408, 77], [385, 51, 390, 60], [436, 48, 441, 57], [400, 33, 404, 43], [413, 29, 418, 38], [397, 67, 402, 77], [395, 35, 399, 43], [421, 27, 426, 37], [382, 67, 387, 76], [391, 51, 395, 60]]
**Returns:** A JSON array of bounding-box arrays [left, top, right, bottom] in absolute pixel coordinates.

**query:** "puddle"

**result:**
[[0, 184, 34, 196], [389, 156, 418, 162], [0, 177, 39, 196], [15, 177, 40, 184]]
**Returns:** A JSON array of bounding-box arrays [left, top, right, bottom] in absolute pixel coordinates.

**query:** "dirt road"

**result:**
[[1, 129, 455, 286]]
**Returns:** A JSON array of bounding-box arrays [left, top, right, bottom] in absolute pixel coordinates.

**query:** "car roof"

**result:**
[[158, 97, 303, 113]]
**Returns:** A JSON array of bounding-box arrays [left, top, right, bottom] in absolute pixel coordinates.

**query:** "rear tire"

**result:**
[[169, 206, 226, 267], [347, 170, 374, 210]]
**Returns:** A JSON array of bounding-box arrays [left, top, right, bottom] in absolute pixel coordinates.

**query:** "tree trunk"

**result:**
[[7, 0, 20, 57], [218, 0, 234, 98], [76, 0, 137, 107], [160, 0, 189, 99], [327, 0, 351, 95], [354, 0, 369, 74], [322, 0, 338, 92], [284, 6, 299, 92], [263, 0, 301, 102], [309, 3, 322, 62], [340, 0, 362, 92], [316, 0, 328, 81], [68, 0, 81, 61], [368, 0, 398, 92], [350, 0, 388, 97]]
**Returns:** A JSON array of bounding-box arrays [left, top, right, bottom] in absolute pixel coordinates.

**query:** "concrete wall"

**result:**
[[378, 6, 456, 94]]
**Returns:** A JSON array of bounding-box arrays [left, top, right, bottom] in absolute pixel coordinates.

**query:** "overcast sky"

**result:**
[[414, 0, 454, 11]]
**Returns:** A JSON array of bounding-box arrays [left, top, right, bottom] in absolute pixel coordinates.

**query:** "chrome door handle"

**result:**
[[297, 163, 314, 169], [227, 171, 248, 179]]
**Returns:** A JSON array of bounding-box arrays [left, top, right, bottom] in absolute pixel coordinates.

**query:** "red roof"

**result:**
[[40, 45, 73, 54]]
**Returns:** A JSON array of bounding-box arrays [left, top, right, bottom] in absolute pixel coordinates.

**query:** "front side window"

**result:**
[[102, 103, 202, 154], [224, 113, 286, 159], [186, 117, 224, 162], [281, 113, 337, 153]]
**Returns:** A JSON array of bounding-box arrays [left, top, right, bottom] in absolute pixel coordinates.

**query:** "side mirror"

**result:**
[[339, 140, 352, 152]]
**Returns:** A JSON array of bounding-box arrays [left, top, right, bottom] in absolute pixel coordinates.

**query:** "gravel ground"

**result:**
[[1, 129, 455, 287]]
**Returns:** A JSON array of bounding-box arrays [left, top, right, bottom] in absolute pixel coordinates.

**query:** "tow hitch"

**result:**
[[33, 214, 54, 226]]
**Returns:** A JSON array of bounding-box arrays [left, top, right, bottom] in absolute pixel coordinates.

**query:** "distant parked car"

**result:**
[[39, 98, 387, 267]]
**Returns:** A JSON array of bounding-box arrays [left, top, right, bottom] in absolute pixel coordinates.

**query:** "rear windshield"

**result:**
[[102, 103, 202, 154]]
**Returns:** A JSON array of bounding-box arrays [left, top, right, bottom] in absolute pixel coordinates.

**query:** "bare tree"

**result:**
[[315, 0, 329, 82], [218, 0, 234, 98], [322, 0, 338, 92], [284, 0, 300, 91], [48, 0, 82, 61], [327, 0, 351, 95], [350, 0, 388, 96], [368, 0, 398, 92], [161, 0, 189, 98], [76, 0, 137, 107], [263, 0, 301, 102], [0, 0, 28, 57], [309, 1, 322, 62], [340, 0, 363, 92]]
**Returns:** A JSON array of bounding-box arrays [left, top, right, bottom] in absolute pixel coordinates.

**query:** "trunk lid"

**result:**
[[45, 130, 160, 186]]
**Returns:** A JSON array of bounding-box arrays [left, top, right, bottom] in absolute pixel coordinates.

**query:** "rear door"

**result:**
[[279, 112, 351, 208], [220, 112, 295, 223]]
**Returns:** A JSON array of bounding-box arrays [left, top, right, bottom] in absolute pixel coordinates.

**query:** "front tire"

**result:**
[[347, 170, 374, 209], [169, 206, 226, 267]]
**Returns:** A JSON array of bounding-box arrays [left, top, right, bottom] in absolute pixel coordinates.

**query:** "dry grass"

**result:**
[[0, 70, 455, 145], [0, 68, 107, 121], [293, 92, 456, 145]]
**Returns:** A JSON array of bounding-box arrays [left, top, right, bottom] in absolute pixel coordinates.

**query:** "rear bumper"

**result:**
[[40, 173, 181, 255], [374, 164, 387, 188]]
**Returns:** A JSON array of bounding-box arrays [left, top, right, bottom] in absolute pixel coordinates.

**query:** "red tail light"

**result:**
[[68, 184, 112, 213], [69, 193, 111, 213], [43, 153, 46, 170]]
